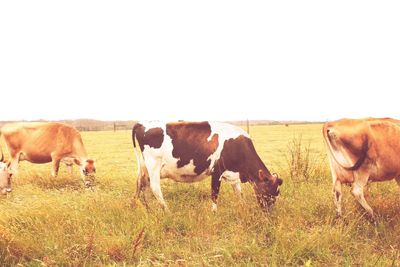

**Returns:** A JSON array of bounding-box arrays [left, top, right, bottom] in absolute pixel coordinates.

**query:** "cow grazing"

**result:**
[[132, 121, 282, 211], [323, 118, 400, 218], [0, 122, 96, 186], [0, 154, 12, 194]]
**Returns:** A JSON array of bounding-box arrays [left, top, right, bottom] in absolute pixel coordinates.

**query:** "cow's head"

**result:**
[[76, 159, 96, 187], [0, 161, 13, 195], [253, 169, 283, 209]]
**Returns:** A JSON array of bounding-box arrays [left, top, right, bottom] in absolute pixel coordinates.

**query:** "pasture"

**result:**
[[1, 124, 400, 266]]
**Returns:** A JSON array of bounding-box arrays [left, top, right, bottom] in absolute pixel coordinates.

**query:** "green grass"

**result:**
[[1, 125, 400, 266]]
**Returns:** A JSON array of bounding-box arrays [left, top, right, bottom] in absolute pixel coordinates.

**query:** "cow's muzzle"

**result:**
[[83, 174, 95, 187], [257, 194, 277, 210]]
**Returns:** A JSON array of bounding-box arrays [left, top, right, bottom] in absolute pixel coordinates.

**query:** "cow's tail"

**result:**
[[132, 123, 148, 196], [323, 122, 368, 171]]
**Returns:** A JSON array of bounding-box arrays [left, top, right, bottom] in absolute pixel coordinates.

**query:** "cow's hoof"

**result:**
[[366, 214, 377, 225], [334, 212, 343, 220], [211, 203, 217, 212]]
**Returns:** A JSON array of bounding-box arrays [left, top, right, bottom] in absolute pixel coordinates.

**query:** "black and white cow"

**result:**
[[132, 121, 282, 211]]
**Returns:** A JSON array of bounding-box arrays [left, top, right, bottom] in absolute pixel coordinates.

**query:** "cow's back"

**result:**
[[135, 121, 248, 181], [1, 122, 84, 163]]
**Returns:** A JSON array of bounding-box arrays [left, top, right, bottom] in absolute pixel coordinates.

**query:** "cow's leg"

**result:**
[[351, 175, 374, 218], [221, 171, 242, 198], [136, 162, 149, 198], [147, 159, 168, 211], [395, 177, 400, 187], [51, 158, 61, 177], [8, 152, 22, 176], [136, 172, 150, 198], [333, 180, 343, 217], [231, 182, 242, 197], [136, 174, 143, 198], [61, 158, 74, 175], [395, 177, 400, 199], [66, 163, 73, 174], [136, 175, 151, 210], [135, 173, 150, 210], [211, 172, 222, 211], [328, 156, 343, 217]]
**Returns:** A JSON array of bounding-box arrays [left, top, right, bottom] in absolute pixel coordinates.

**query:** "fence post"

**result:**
[[114, 122, 116, 132], [246, 119, 250, 134]]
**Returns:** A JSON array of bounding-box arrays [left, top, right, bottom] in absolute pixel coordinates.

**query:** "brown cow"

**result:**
[[0, 122, 96, 186], [323, 118, 400, 218]]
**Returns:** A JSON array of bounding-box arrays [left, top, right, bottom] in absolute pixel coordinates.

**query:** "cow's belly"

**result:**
[[160, 160, 210, 183], [20, 152, 52, 164], [350, 156, 398, 182], [164, 173, 209, 183], [368, 164, 400, 182]]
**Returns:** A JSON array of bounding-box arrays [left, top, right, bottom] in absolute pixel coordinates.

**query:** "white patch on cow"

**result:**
[[219, 170, 241, 184], [139, 120, 163, 131], [220, 170, 242, 197], [161, 159, 208, 182], [208, 122, 249, 141]]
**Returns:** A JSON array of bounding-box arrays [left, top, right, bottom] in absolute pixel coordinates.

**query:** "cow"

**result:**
[[0, 122, 96, 186], [132, 121, 283, 211], [323, 117, 400, 219], [0, 153, 12, 194]]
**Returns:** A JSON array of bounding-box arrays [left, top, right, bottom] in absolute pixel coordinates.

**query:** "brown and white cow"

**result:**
[[0, 122, 96, 186], [323, 117, 400, 218], [132, 121, 282, 211]]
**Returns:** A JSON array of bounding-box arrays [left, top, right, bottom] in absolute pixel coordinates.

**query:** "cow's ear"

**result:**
[[6, 161, 11, 168], [74, 159, 81, 166], [258, 169, 268, 181]]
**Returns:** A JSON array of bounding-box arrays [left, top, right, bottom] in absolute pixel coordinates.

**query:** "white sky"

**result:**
[[1, 1, 399, 122]]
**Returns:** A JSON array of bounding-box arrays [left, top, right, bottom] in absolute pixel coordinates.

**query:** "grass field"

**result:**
[[1, 124, 400, 266]]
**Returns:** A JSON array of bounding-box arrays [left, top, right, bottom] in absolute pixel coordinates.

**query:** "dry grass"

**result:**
[[0, 125, 399, 265]]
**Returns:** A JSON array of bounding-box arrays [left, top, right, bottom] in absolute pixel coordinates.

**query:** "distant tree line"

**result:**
[[0, 119, 137, 131], [0, 119, 323, 132]]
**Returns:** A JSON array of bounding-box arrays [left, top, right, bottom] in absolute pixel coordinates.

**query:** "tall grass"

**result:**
[[0, 126, 399, 265], [285, 134, 329, 184]]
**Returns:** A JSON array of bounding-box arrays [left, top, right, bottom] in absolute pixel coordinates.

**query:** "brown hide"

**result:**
[[323, 119, 369, 170], [1, 122, 88, 163], [323, 118, 400, 183], [166, 122, 219, 175]]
